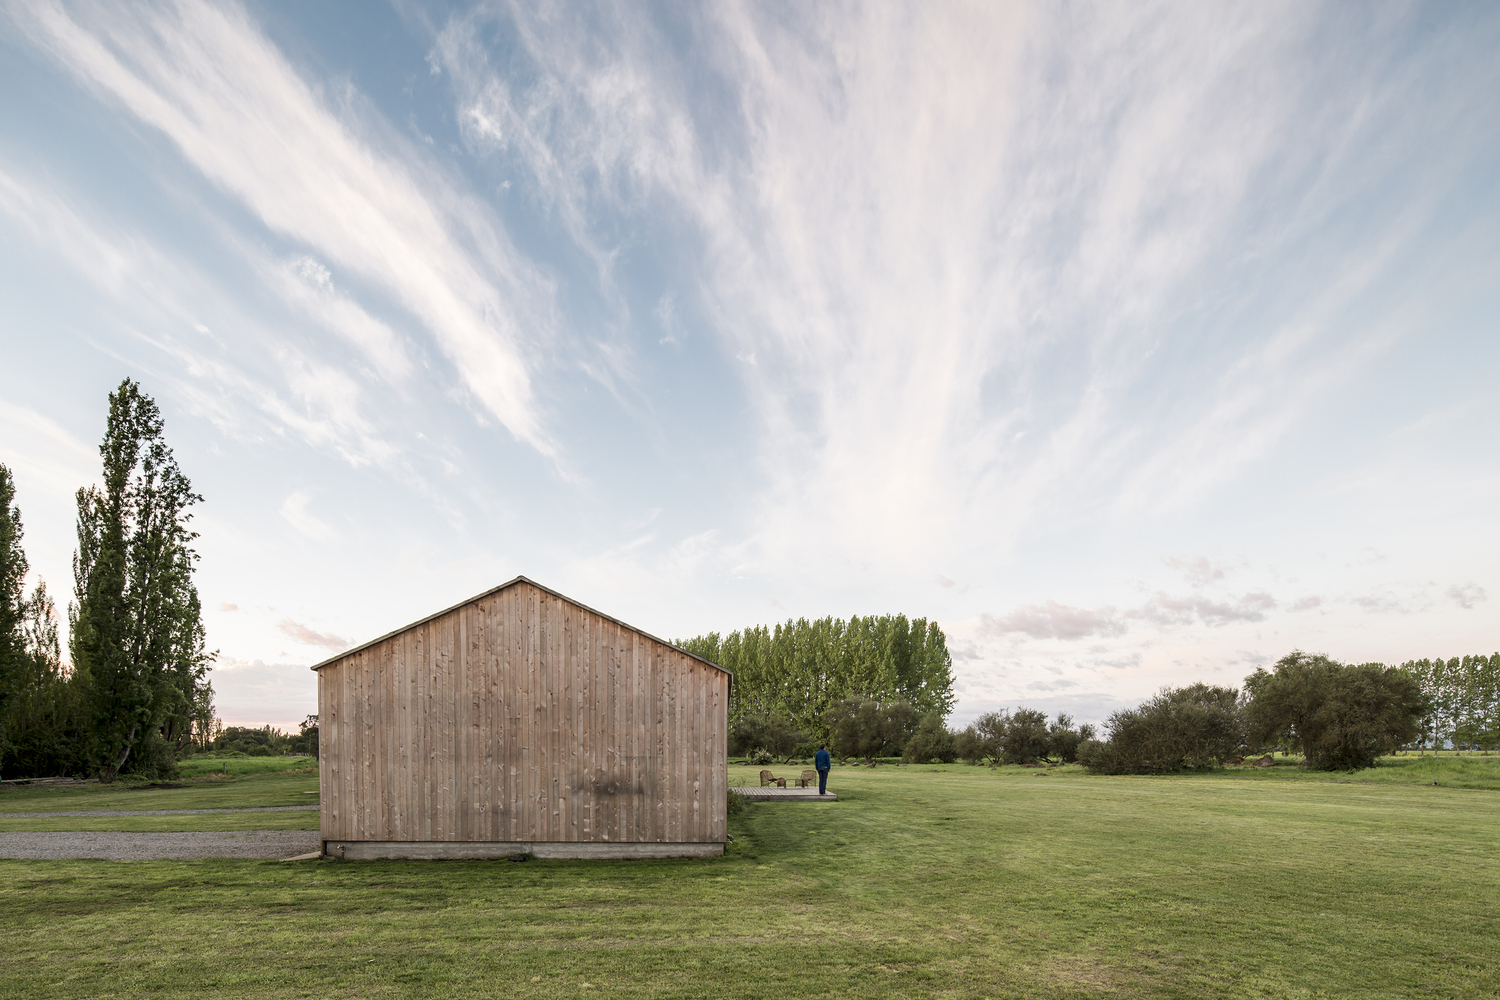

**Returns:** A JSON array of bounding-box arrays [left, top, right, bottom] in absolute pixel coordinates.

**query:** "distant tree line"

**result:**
[[1075, 650, 1462, 774], [954, 709, 1096, 766], [1064, 654, 1425, 774], [0, 380, 215, 781], [202, 716, 319, 758], [678, 614, 957, 764], [891, 651, 1436, 774], [1399, 654, 1500, 752], [698, 636, 1491, 775]]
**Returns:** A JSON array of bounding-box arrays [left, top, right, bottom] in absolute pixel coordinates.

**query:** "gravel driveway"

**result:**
[[4, 805, 317, 818], [0, 830, 321, 860]]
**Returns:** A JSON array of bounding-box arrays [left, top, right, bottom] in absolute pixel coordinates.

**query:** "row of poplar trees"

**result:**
[[1400, 654, 1500, 751], [0, 380, 214, 781], [676, 614, 956, 740]]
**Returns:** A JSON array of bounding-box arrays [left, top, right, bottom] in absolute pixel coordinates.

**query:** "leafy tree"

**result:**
[[1001, 708, 1051, 765], [956, 710, 1009, 764], [902, 711, 957, 763], [0, 473, 90, 779], [183, 679, 218, 755], [728, 712, 808, 760], [826, 697, 917, 764], [69, 380, 214, 780], [210, 725, 287, 756], [1399, 654, 1500, 752], [291, 714, 319, 758], [1244, 651, 1426, 770], [678, 614, 954, 739], [1475, 654, 1500, 749], [0, 468, 94, 778], [1079, 684, 1243, 774], [1045, 714, 1096, 764], [0, 466, 29, 719], [1398, 658, 1438, 752], [952, 724, 980, 763], [951, 709, 1093, 765], [0, 581, 95, 778]]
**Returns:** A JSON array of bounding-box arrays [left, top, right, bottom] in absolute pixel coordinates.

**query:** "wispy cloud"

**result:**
[[1164, 556, 1227, 587], [1446, 583, 1487, 610], [276, 618, 350, 654], [266, 255, 413, 385], [1132, 591, 1277, 628], [279, 490, 338, 542], [1353, 592, 1407, 615], [982, 589, 1277, 641], [0, 165, 403, 471], [981, 602, 1127, 642], [0, 398, 99, 497], [428, 1, 1477, 582], [3, 1, 1494, 731], [11, 0, 554, 454]]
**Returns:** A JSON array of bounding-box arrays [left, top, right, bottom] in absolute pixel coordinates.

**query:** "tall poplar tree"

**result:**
[[680, 612, 956, 736], [70, 380, 213, 780], [0, 464, 29, 733]]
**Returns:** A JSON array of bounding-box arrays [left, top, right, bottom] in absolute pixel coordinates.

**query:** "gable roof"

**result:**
[[308, 575, 731, 680]]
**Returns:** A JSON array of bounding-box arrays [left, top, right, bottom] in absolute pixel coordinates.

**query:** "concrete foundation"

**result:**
[[322, 840, 725, 861]]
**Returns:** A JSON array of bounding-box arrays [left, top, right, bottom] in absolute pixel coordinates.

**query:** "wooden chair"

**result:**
[[798, 769, 818, 789], [759, 769, 782, 787]]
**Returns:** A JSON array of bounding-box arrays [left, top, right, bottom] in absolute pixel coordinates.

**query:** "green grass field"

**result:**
[[1213, 753, 1500, 789], [2, 762, 1496, 998], [177, 755, 319, 779], [0, 761, 319, 832]]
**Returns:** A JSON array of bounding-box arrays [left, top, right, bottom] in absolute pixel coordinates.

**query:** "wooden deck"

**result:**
[[734, 787, 837, 801]]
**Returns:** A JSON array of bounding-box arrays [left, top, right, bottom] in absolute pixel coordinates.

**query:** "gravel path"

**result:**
[[3, 805, 319, 818], [0, 830, 321, 860]]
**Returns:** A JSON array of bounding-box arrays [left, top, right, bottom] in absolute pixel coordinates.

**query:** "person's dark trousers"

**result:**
[[818, 768, 829, 795]]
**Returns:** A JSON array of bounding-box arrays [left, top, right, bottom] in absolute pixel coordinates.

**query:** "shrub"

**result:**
[[729, 714, 808, 760], [120, 734, 182, 782], [1081, 684, 1243, 774], [749, 748, 774, 766], [209, 725, 293, 757], [952, 709, 1093, 765], [1047, 714, 1095, 763], [1000, 708, 1051, 764], [955, 711, 1008, 764], [902, 711, 956, 763]]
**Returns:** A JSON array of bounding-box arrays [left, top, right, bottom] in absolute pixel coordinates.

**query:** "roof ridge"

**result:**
[[308, 575, 731, 680]]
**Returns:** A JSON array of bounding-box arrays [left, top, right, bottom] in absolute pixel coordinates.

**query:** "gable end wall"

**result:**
[[318, 581, 728, 844]]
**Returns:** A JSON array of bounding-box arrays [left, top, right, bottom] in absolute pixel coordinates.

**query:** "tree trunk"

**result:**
[[107, 724, 137, 781]]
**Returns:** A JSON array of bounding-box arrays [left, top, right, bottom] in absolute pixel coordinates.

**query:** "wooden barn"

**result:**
[[310, 576, 731, 859]]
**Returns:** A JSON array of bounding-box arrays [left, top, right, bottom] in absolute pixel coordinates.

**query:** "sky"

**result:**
[[0, 0, 1496, 734]]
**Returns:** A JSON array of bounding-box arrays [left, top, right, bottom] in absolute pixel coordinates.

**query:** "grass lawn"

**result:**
[[2, 764, 1497, 998], [1211, 753, 1500, 789], [177, 755, 319, 779], [0, 763, 319, 832]]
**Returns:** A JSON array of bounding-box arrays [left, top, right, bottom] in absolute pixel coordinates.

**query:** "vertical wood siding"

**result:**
[[318, 581, 728, 844]]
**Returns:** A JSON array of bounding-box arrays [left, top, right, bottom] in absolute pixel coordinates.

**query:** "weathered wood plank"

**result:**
[[315, 579, 728, 849]]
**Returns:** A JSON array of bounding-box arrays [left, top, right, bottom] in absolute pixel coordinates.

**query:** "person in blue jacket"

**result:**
[[814, 744, 832, 795]]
